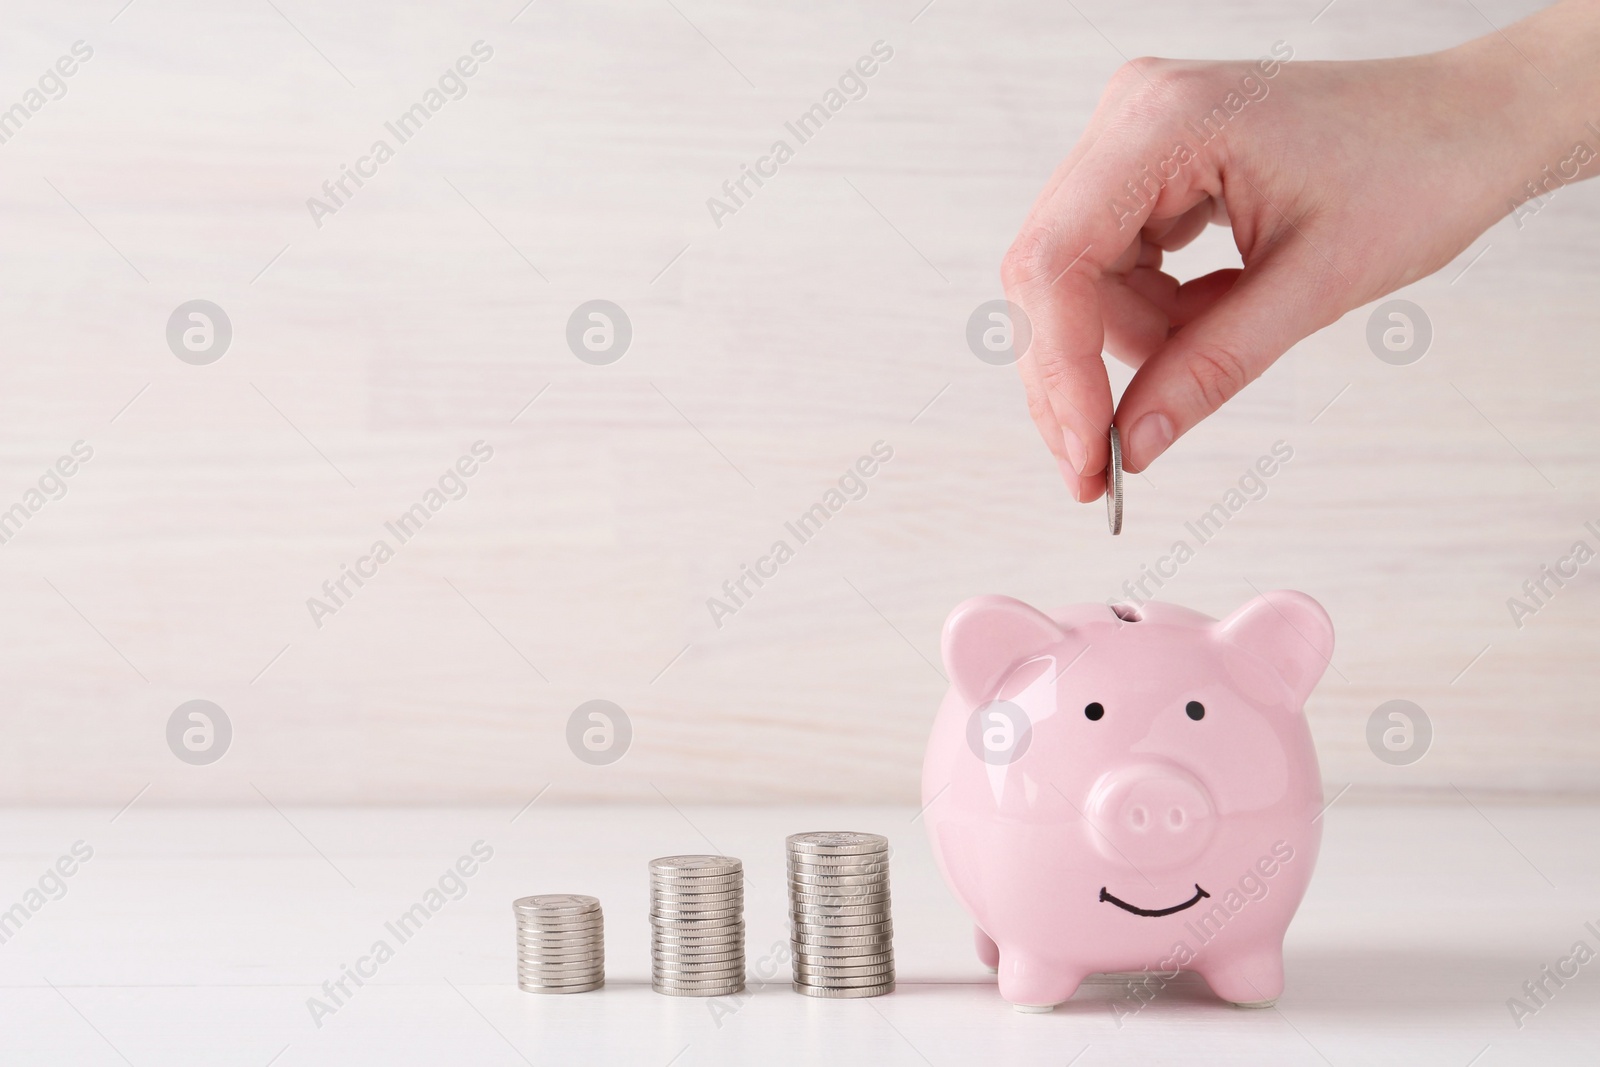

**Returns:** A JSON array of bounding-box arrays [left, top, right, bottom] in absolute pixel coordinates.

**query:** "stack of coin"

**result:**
[[513, 894, 604, 994], [787, 832, 894, 997], [649, 855, 745, 997]]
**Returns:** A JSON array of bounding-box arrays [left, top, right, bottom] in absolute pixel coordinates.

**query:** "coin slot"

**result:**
[[1110, 604, 1142, 622]]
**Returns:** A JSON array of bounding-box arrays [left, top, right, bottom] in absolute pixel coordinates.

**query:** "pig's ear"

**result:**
[[1216, 591, 1334, 705], [942, 595, 1063, 708]]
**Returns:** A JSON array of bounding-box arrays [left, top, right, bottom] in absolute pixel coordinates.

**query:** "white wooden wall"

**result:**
[[0, 0, 1590, 804]]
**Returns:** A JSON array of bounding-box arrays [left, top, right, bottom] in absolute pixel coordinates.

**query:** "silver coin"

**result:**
[[653, 981, 745, 998], [515, 941, 605, 954], [519, 981, 605, 995], [791, 949, 894, 966], [653, 959, 744, 972], [791, 901, 891, 916], [650, 881, 743, 894], [516, 969, 606, 983], [793, 889, 896, 908], [791, 917, 891, 930], [651, 904, 741, 916], [653, 946, 743, 960], [652, 884, 742, 896], [652, 886, 742, 898], [517, 979, 605, 989], [650, 898, 743, 911], [515, 953, 604, 966], [515, 927, 605, 939], [517, 967, 607, 980], [793, 966, 896, 979], [649, 916, 745, 930], [792, 966, 893, 978], [654, 967, 747, 982], [516, 950, 604, 963], [651, 926, 745, 939], [650, 854, 742, 873], [792, 904, 890, 918], [515, 914, 604, 927], [791, 980, 894, 998], [654, 964, 746, 979], [516, 937, 604, 949], [792, 921, 892, 937], [791, 932, 895, 948], [513, 894, 601, 912], [791, 915, 892, 931], [651, 871, 743, 884], [788, 857, 888, 871], [788, 870, 888, 887], [652, 976, 748, 991], [650, 910, 744, 920], [787, 858, 886, 871], [517, 956, 605, 967], [1107, 424, 1123, 535], [651, 927, 744, 939], [793, 973, 897, 990], [787, 849, 888, 864], [787, 847, 887, 861], [651, 925, 744, 939], [652, 911, 742, 925], [788, 872, 889, 887], [651, 870, 742, 882], [651, 948, 745, 963], [788, 868, 886, 882], [793, 870, 896, 889], [790, 897, 890, 911], [651, 934, 743, 946], [652, 976, 745, 989], [786, 832, 888, 855]]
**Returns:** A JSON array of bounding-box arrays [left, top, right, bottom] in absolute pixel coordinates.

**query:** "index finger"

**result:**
[[1001, 73, 1219, 493]]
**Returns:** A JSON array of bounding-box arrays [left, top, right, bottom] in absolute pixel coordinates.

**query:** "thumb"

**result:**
[[1113, 241, 1347, 471]]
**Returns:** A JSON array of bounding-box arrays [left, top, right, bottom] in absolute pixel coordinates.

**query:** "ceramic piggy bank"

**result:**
[[921, 592, 1333, 1012]]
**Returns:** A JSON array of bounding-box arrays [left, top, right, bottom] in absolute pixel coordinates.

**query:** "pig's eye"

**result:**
[[1186, 701, 1205, 721], [1084, 702, 1104, 721]]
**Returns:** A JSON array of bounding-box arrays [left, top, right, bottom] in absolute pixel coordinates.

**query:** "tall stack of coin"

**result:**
[[787, 832, 894, 997], [513, 894, 605, 994], [649, 855, 745, 997]]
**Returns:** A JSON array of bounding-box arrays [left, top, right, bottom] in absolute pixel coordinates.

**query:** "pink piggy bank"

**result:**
[[921, 592, 1333, 1012]]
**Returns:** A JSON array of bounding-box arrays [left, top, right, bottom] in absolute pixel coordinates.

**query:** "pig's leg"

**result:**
[[974, 927, 999, 972], [1195, 946, 1285, 1007], [998, 951, 1083, 1012]]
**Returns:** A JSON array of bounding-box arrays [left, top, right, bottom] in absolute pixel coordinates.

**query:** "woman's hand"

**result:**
[[1004, 2, 1600, 500]]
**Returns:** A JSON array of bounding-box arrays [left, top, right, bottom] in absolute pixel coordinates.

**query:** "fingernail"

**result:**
[[1061, 426, 1087, 475], [1056, 456, 1083, 501], [1128, 412, 1175, 469]]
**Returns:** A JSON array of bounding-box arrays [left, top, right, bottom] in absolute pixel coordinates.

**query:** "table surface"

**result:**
[[1, 799, 1594, 1065]]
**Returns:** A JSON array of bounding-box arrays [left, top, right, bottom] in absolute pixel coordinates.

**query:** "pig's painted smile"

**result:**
[[1098, 884, 1210, 917]]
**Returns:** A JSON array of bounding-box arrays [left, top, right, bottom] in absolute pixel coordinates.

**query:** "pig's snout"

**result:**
[[1085, 764, 1216, 872]]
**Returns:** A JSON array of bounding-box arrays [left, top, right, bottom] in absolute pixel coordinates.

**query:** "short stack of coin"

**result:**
[[649, 855, 745, 997], [513, 894, 605, 994], [787, 832, 894, 997]]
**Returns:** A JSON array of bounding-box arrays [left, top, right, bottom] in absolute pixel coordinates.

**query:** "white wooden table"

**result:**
[[1, 799, 1593, 1065]]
